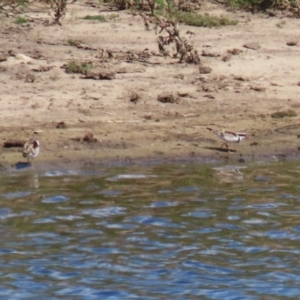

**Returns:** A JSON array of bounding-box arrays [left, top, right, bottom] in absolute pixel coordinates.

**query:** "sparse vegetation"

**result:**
[[276, 20, 286, 28], [83, 15, 106, 22], [171, 11, 238, 27], [0, 0, 28, 14], [49, 0, 67, 25], [139, 14, 201, 64], [0, 66, 7, 72], [271, 109, 297, 118], [65, 61, 93, 74], [50, 74, 60, 81], [226, 0, 300, 15], [14, 16, 27, 24], [67, 38, 81, 46], [107, 13, 120, 21]]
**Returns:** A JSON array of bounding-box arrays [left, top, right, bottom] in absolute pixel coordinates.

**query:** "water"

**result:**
[[0, 161, 300, 299]]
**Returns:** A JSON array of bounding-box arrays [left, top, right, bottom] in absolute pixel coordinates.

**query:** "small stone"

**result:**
[[199, 65, 212, 74], [83, 132, 97, 143], [129, 91, 140, 104], [3, 140, 24, 148], [228, 48, 243, 55], [250, 86, 266, 92], [15, 53, 32, 63], [243, 42, 260, 50], [287, 40, 297, 46], [201, 50, 220, 57], [56, 121, 67, 129], [157, 92, 178, 103], [0, 54, 7, 62], [84, 68, 116, 80], [222, 54, 232, 62], [271, 109, 297, 118]]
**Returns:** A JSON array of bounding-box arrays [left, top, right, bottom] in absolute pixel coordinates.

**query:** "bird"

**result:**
[[22, 138, 40, 163], [207, 127, 248, 152]]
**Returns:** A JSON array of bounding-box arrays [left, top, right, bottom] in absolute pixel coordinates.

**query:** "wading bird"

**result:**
[[22, 138, 40, 163], [207, 128, 248, 152]]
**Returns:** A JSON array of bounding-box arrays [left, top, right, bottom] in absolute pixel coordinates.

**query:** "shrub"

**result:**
[[171, 12, 238, 27], [15, 16, 27, 24], [65, 61, 93, 74], [83, 15, 106, 22]]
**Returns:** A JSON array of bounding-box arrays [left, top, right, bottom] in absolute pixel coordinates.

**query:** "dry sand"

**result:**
[[1, 1, 300, 168]]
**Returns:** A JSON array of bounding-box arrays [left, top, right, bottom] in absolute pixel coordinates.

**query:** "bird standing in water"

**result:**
[[22, 139, 40, 163], [207, 128, 248, 152]]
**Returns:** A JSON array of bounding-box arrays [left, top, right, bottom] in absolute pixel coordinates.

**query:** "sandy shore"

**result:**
[[1, 1, 300, 169]]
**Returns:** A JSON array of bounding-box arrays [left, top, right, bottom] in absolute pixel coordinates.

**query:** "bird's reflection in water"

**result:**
[[15, 162, 39, 188], [15, 162, 32, 170]]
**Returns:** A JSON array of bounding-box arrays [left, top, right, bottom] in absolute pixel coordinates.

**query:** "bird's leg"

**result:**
[[221, 143, 230, 152], [225, 143, 231, 153]]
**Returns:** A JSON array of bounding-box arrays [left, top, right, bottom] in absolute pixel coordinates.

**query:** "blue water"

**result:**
[[0, 162, 300, 299]]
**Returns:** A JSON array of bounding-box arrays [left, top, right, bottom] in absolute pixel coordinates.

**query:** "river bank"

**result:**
[[1, 1, 300, 169]]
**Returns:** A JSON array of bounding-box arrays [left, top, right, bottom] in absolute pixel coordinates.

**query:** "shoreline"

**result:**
[[1, 3, 300, 169], [3, 144, 300, 173]]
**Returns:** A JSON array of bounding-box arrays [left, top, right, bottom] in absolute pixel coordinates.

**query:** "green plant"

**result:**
[[16, 0, 28, 7], [67, 38, 80, 46], [171, 12, 238, 27], [0, 66, 7, 72], [65, 61, 93, 74], [155, 0, 167, 10], [225, 0, 298, 12], [0, 0, 28, 14], [107, 13, 120, 21], [276, 20, 286, 28], [83, 15, 106, 22], [15, 16, 27, 24]]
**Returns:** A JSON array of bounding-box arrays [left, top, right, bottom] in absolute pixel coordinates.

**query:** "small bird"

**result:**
[[207, 127, 248, 152], [22, 139, 40, 163]]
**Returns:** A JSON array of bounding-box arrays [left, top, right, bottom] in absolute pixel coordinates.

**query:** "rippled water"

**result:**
[[1, 161, 300, 299]]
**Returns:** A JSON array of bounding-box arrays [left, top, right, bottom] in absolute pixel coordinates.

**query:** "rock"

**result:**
[[32, 65, 53, 72], [157, 92, 178, 103], [83, 132, 97, 143], [243, 42, 260, 50], [3, 140, 24, 148], [24, 74, 36, 83], [70, 132, 97, 143], [177, 91, 189, 97], [0, 54, 7, 62], [201, 50, 220, 57], [129, 91, 140, 104], [250, 86, 266, 92], [227, 48, 243, 55], [234, 76, 248, 81], [222, 54, 232, 62], [56, 121, 67, 129], [15, 53, 32, 63], [271, 109, 297, 118], [287, 40, 297, 46], [83, 67, 116, 80], [33, 130, 43, 134], [115, 66, 145, 74], [199, 65, 212, 74]]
